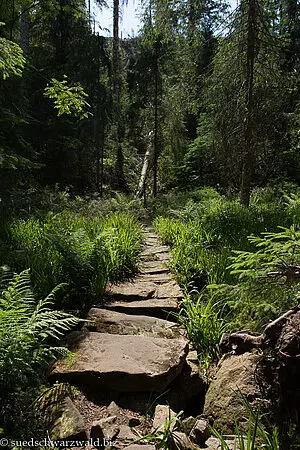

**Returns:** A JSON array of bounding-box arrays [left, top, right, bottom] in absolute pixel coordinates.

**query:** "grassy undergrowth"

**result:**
[[3, 210, 143, 310], [154, 185, 300, 364]]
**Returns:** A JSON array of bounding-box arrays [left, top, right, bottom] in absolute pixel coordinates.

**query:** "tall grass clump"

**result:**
[[0, 268, 80, 438], [6, 211, 143, 309], [154, 217, 230, 289], [177, 293, 227, 366]]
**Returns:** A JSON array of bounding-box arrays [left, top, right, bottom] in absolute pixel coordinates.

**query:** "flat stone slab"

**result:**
[[106, 280, 182, 301], [144, 238, 160, 246], [50, 332, 188, 393], [155, 281, 183, 299], [104, 298, 179, 321], [86, 308, 185, 339], [136, 273, 173, 283], [156, 252, 170, 262], [140, 246, 169, 257], [141, 253, 170, 263], [105, 281, 156, 301], [140, 261, 169, 274]]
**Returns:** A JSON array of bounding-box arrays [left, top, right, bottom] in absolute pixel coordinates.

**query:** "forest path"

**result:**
[[49, 228, 202, 448]]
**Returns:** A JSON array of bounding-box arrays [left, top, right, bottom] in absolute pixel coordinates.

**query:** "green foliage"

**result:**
[[229, 225, 300, 280], [44, 76, 91, 119], [214, 225, 300, 330], [0, 27, 26, 79], [155, 186, 300, 335], [7, 211, 143, 308], [154, 216, 230, 289], [0, 268, 80, 435], [177, 294, 227, 366]]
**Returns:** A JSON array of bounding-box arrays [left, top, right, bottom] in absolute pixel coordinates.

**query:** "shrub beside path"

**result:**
[[49, 228, 205, 448]]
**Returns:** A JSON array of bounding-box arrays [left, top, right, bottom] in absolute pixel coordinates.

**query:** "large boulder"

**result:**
[[86, 308, 185, 339], [204, 353, 261, 434], [50, 331, 189, 392]]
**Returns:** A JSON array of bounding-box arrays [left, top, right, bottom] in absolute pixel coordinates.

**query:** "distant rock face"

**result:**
[[204, 353, 261, 434], [50, 397, 87, 442], [50, 331, 189, 392], [86, 308, 185, 339]]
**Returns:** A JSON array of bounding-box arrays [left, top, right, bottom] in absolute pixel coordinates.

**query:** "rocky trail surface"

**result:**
[[49, 228, 257, 449]]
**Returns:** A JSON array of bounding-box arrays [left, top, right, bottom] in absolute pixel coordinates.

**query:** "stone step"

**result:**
[[140, 246, 170, 257], [50, 331, 188, 393], [141, 252, 170, 264], [103, 298, 179, 321], [136, 273, 173, 283], [139, 260, 169, 274], [86, 308, 185, 339], [105, 280, 183, 302]]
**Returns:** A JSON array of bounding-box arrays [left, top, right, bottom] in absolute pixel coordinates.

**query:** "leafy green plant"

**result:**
[[0, 23, 26, 79], [44, 76, 91, 119], [0, 268, 80, 436], [229, 225, 300, 281], [210, 225, 300, 331]]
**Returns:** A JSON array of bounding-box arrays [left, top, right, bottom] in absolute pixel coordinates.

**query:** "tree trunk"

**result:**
[[20, 6, 29, 52], [153, 40, 159, 198], [136, 134, 153, 198], [240, 0, 256, 207], [113, 0, 120, 103], [112, 0, 128, 192], [10, 0, 15, 40]]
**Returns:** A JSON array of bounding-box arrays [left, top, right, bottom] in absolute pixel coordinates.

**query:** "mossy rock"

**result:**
[[204, 353, 261, 434]]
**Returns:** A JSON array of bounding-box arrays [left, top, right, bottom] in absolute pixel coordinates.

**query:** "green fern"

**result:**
[[0, 269, 80, 401]]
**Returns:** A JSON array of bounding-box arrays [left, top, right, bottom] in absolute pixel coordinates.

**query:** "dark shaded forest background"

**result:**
[[1, 0, 299, 209], [1, 0, 300, 446]]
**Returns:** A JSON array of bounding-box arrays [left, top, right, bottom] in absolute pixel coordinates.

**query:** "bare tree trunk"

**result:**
[[240, 0, 256, 207], [136, 135, 153, 198]]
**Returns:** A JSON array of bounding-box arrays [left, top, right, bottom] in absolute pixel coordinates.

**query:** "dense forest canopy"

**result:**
[[0, 0, 299, 205]]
